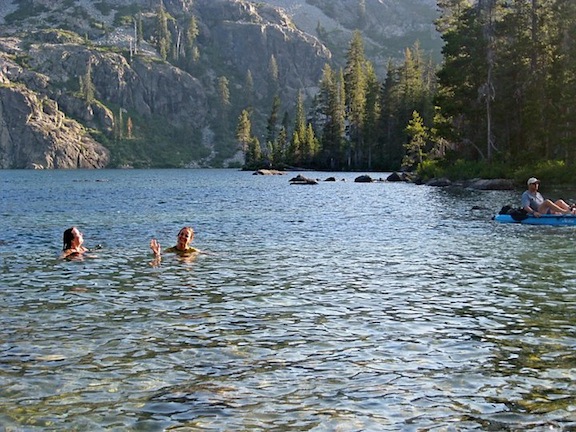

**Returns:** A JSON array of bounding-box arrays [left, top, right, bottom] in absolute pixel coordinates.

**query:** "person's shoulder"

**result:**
[[60, 249, 83, 259], [165, 246, 199, 254], [181, 247, 199, 254]]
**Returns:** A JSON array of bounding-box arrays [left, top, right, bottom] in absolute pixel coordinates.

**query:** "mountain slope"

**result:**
[[0, 0, 439, 169]]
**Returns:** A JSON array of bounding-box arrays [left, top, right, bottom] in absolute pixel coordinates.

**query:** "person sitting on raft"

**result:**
[[521, 177, 575, 217], [150, 226, 200, 259], [60, 226, 89, 259]]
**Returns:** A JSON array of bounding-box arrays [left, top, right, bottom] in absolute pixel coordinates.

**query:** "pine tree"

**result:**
[[304, 123, 320, 165], [268, 55, 279, 97], [287, 130, 302, 166], [344, 31, 368, 169], [293, 91, 307, 143], [317, 64, 346, 169], [363, 62, 381, 170], [435, 1, 488, 160], [155, 3, 171, 61], [244, 70, 254, 109], [247, 137, 262, 166], [80, 58, 95, 103], [218, 76, 231, 109], [379, 59, 403, 169], [266, 95, 281, 146], [403, 111, 428, 170], [273, 126, 288, 166], [185, 15, 199, 67], [236, 109, 252, 161]]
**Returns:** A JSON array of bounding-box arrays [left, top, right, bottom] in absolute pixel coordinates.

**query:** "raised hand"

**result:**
[[150, 238, 161, 256]]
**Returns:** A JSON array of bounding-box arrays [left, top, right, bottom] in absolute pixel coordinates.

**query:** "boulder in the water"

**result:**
[[289, 174, 318, 185], [354, 175, 373, 183]]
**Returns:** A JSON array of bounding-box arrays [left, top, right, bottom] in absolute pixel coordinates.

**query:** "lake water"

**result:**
[[1, 169, 575, 431]]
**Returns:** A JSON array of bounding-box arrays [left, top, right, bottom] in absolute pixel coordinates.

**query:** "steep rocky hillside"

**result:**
[[0, 0, 439, 169], [261, 0, 441, 67]]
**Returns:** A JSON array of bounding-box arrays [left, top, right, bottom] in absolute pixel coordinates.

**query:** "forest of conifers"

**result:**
[[238, 0, 576, 178]]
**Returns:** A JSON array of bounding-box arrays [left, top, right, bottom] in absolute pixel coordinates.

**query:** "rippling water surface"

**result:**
[[1, 169, 575, 431]]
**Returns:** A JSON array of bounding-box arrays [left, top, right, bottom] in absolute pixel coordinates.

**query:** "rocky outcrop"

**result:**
[[24, 43, 208, 127], [0, 85, 109, 168], [254, 169, 285, 175], [201, 0, 330, 96], [465, 178, 515, 190]]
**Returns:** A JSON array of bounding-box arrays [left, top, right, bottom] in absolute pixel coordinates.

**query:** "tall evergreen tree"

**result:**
[[155, 3, 171, 61], [363, 62, 381, 170], [379, 59, 402, 169], [344, 31, 368, 169], [80, 58, 95, 104], [185, 15, 199, 67], [268, 55, 279, 97], [244, 69, 254, 109], [236, 109, 252, 162], [403, 111, 428, 170], [317, 64, 346, 169], [435, 1, 489, 160], [266, 95, 281, 146]]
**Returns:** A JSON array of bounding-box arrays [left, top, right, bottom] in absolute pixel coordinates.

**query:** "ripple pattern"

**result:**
[[1, 170, 575, 431]]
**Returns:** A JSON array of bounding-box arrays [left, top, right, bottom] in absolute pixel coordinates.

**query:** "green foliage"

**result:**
[[155, 4, 171, 61], [435, 0, 576, 167], [415, 158, 576, 185], [104, 118, 208, 168], [417, 159, 510, 181], [513, 161, 576, 186], [80, 60, 95, 103], [13, 54, 31, 69], [416, 159, 442, 180], [402, 111, 428, 170], [92, 102, 209, 168]]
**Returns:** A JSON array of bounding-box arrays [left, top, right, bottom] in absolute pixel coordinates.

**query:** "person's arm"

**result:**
[[521, 193, 539, 216]]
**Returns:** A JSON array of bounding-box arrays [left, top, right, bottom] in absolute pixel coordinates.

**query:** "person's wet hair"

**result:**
[[63, 227, 75, 250], [178, 227, 194, 237]]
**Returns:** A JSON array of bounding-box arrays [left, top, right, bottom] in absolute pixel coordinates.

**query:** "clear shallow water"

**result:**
[[1, 169, 575, 431]]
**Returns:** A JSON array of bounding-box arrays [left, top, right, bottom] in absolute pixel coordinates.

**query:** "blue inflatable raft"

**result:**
[[493, 213, 576, 226]]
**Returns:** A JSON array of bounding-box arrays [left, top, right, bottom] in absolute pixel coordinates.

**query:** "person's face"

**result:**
[[71, 228, 84, 247], [177, 228, 193, 247], [530, 182, 540, 191]]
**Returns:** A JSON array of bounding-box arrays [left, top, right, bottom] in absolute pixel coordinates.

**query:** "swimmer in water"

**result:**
[[60, 227, 89, 259], [150, 226, 201, 261]]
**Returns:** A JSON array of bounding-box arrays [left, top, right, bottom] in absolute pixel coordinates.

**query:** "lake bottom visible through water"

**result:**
[[0, 169, 575, 431]]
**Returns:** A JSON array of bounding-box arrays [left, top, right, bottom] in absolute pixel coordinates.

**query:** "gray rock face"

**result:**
[[0, 85, 109, 169], [25, 43, 208, 127], [200, 0, 330, 95]]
